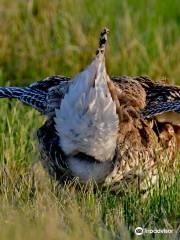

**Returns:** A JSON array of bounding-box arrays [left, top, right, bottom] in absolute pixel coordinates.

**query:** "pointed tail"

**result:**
[[0, 86, 47, 113]]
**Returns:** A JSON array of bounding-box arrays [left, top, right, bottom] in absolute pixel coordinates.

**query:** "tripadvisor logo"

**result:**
[[135, 227, 143, 236], [134, 227, 173, 236]]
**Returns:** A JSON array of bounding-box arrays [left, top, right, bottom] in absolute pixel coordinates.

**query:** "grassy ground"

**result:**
[[0, 0, 180, 239]]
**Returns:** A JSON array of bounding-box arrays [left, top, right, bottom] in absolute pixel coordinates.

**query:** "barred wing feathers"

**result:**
[[112, 76, 180, 125], [0, 76, 71, 115], [0, 75, 180, 123], [0, 86, 47, 112]]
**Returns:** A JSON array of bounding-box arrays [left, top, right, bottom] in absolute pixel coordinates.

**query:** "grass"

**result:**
[[0, 0, 180, 239]]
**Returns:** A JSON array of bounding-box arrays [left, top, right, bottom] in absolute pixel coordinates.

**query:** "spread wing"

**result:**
[[30, 76, 71, 115], [1, 74, 180, 123], [29, 75, 70, 92], [0, 76, 71, 115], [138, 77, 180, 125], [112, 75, 180, 125]]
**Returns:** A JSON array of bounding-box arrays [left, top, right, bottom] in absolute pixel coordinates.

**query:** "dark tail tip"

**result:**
[[96, 27, 110, 55]]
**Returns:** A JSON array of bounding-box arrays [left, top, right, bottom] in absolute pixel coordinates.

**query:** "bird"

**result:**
[[0, 28, 179, 191]]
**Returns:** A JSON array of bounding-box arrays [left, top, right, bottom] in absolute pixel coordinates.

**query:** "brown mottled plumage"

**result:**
[[0, 28, 179, 192]]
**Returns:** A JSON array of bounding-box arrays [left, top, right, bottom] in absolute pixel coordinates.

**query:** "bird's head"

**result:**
[[55, 28, 119, 162]]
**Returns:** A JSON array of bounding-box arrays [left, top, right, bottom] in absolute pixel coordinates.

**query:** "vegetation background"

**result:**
[[0, 0, 179, 239]]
